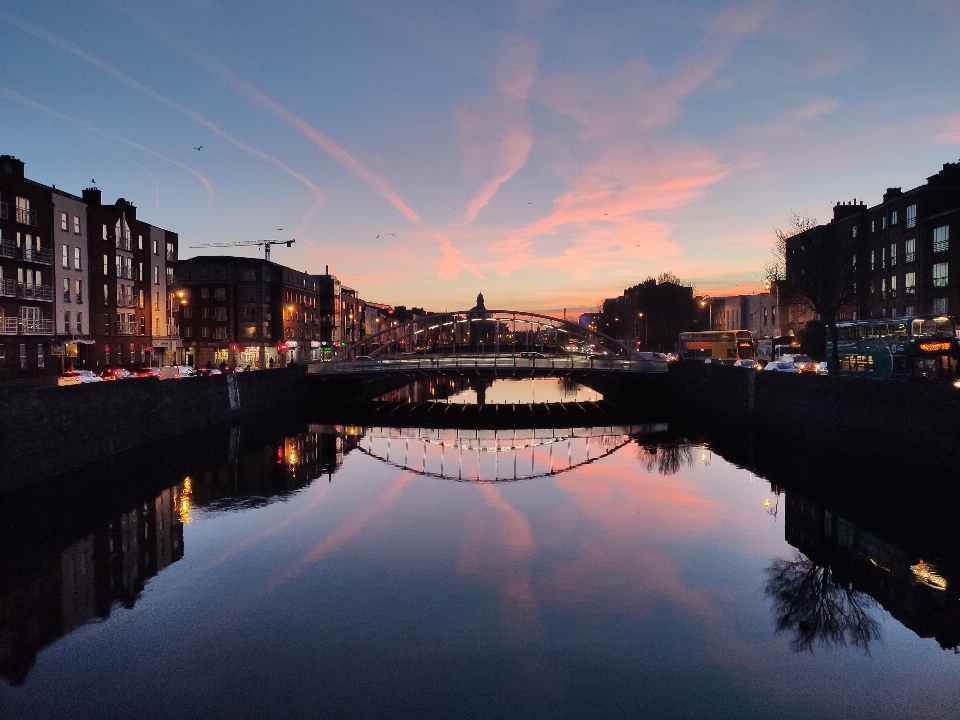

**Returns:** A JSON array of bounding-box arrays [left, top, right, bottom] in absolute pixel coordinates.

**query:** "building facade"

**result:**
[[52, 190, 91, 370], [0, 156, 56, 375], [783, 162, 960, 336], [82, 189, 179, 370]]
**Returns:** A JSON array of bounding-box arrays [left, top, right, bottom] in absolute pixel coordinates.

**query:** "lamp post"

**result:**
[[638, 312, 648, 349], [700, 297, 712, 329]]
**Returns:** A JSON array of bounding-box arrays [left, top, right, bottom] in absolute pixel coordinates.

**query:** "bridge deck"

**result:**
[[308, 354, 668, 375]]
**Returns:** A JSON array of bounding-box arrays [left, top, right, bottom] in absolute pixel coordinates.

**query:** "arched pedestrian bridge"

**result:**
[[307, 309, 668, 378], [356, 424, 667, 483]]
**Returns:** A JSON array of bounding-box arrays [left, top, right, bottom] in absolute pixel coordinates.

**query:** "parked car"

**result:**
[[100, 368, 133, 381], [58, 369, 103, 386], [519, 352, 546, 359], [132, 367, 162, 379], [816, 361, 829, 375], [176, 365, 197, 378], [733, 358, 760, 369], [764, 361, 799, 372], [779, 354, 817, 373]]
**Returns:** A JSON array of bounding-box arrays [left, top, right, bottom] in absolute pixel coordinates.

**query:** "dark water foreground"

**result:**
[[1, 379, 959, 719]]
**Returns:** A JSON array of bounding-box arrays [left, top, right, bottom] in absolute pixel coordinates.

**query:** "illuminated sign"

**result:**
[[919, 341, 952, 352]]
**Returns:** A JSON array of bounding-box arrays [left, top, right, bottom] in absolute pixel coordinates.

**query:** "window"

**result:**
[[37, 344, 44, 369], [140, 316, 145, 335], [905, 238, 916, 263], [242, 307, 257, 321], [201, 326, 210, 338], [906, 204, 917, 229], [182, 307, 193, 319], [184, 326, 193, 338], [60, 212, 68, 231], [138, 234, 143, 251], [19, 344, 26, 369], [200, 288, 210, 299], [139, 262, 144, 281], [871, 220, 875, 233], [890, 276, 897, 299], [103, 254, 108, 275], [63, 311, 71, 333], [881, 247, 886, 269], [882, 216, 887, 230], [891, 210, 898, 226], [243, 325, 257, 339], [214, 327, 227, 339], [934, 225, 949, 253], [154, 266, 159, 284], [76, 312, 82, 332], [214, 288, 227, 301], [933, 262, 948, 288], [153, 238, 158, 255], [933, 297, 948, 314], [881, 278, 886, 300], [870, 250, 875, 271], [156, 317, 160, 334], [852, 254, 857, 271], [73, 216, 81, 235], [155, 292, 160, 311], [213, 307, 227, 321], [74, 247, 81, 270], [104, 283, 109, 305], [75, 280, 82, 303], [139, 290, 144, 308], [889, 243, 897, 267], [905, 305, 914, 316], [242, 269, 256, 281], [201, 307, 210, 319], [63, 278, 70, 302], [852, 225, 858, 238], [763, 307, 768, 325], [62, 245, 69, 268], [103, 224, 108, 241]]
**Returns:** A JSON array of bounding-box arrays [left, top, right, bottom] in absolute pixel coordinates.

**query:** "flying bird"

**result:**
[[194, 146, 203, 151], [389, 233, 395, 236], [277, 228, 283, 231], [90, 178, 96, 184], [376, 234, 380, 239], [527, 202, 531, 205]]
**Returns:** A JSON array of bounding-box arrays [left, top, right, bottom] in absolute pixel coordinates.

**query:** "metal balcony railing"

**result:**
[[166, 273, 177, 285], [17, 283, 53, 302], [116, 236, 132, 251], [116, 267, 136, 280], [0, 239, 12, 259], [0, 317, 17, 334], [18, 244, 53, 265], [15, 207, 37, 226], [0, 278, 14, 298], [20, 318, 54, 335], [166, 251, 177, 262], [116, 321, 139, 335], [116, 293, 138, 308]]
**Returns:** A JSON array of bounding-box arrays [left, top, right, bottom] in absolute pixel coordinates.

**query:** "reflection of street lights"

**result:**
[[700, 297, 712, 329]]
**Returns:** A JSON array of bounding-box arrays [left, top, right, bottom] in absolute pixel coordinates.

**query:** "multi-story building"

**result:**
[[52, 189, 91, 369], [280, 264, 322, 363], [82, 189, 179, 370], [339, 286, 365, 346], [317, 269, 341, 348], [783, 162, 960, 335], [0, 155, 56, 375]]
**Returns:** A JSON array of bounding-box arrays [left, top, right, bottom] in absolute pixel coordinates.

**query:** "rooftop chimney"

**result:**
[[82, 187, 102, 206]]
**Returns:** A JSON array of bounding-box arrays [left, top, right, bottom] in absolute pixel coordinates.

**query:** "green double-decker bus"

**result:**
[[828, 315, 960, 380]]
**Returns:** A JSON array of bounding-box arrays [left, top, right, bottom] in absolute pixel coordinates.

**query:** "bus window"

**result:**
[[912, 317, 955, 337], [891, 322, 907, 338]]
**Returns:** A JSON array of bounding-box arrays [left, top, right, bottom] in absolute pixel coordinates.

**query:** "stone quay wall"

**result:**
[[0, 368, 302, 493], [670, 361, 960, 466]]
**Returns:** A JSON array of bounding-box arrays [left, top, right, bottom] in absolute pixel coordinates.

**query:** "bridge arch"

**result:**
[[337, 310, 633, 361]]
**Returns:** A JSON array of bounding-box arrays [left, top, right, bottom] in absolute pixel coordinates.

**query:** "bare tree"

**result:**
[[656, 271, 683, 286], [764, 551, 881, 654], [765, 212, 818, 284]]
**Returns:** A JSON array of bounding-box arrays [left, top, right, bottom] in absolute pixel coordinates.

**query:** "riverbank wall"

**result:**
[[0, 369, 302, 493], [670, 361, 960, 467]]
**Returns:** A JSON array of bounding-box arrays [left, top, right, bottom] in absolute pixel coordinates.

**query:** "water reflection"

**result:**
[[377, 376, 602, 404]]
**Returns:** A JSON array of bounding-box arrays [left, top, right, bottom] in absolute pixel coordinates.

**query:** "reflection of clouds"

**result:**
[[459, 484, 539, 640]]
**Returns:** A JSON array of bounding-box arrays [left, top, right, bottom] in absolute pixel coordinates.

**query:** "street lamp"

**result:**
[[700, 297, 712, 329], [638, 312, 648, 349]]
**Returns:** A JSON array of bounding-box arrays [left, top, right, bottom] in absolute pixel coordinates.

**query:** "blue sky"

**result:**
[[1, 0, 958, 313]]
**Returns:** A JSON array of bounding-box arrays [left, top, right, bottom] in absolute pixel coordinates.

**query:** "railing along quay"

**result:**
[[308, 354, 669, 375]]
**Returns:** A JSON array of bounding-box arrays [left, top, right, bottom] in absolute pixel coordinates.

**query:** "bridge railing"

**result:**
[[307, 354, 668, 374]]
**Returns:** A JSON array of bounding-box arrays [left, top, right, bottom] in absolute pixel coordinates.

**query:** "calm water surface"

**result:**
[[1, 387, 959, 718]]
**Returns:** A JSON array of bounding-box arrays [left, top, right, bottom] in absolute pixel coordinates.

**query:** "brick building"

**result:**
[[81, 188, 179, 370], [52, 189, 91, 370], [783, 161, 960, 336], [0, 156, 56, 375]]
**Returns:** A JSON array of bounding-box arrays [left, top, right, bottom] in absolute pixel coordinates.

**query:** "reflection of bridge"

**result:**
[[309, 309, 668, 378], [357, 425, 667, 482]]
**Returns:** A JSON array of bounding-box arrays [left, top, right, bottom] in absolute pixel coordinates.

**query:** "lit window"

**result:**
[[889, 244, 896, 267], [74, 247, 81, 270], [905, 238, 916, 263], [63, 278, 70, 302], [73, 216, 81, 235], [62, 245, 69, 268], [60, 212, 68, 231], [933, 262, 948, 288], [906, 204, 916, 229], [934, 225, 949, 253], [891, 210, 898, 225]]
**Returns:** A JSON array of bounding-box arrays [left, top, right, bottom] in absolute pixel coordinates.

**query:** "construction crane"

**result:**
[[188, 238, 296, 262]]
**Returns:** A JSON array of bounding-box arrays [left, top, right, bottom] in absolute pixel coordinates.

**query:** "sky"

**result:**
[[1, 0, 959, 315]]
